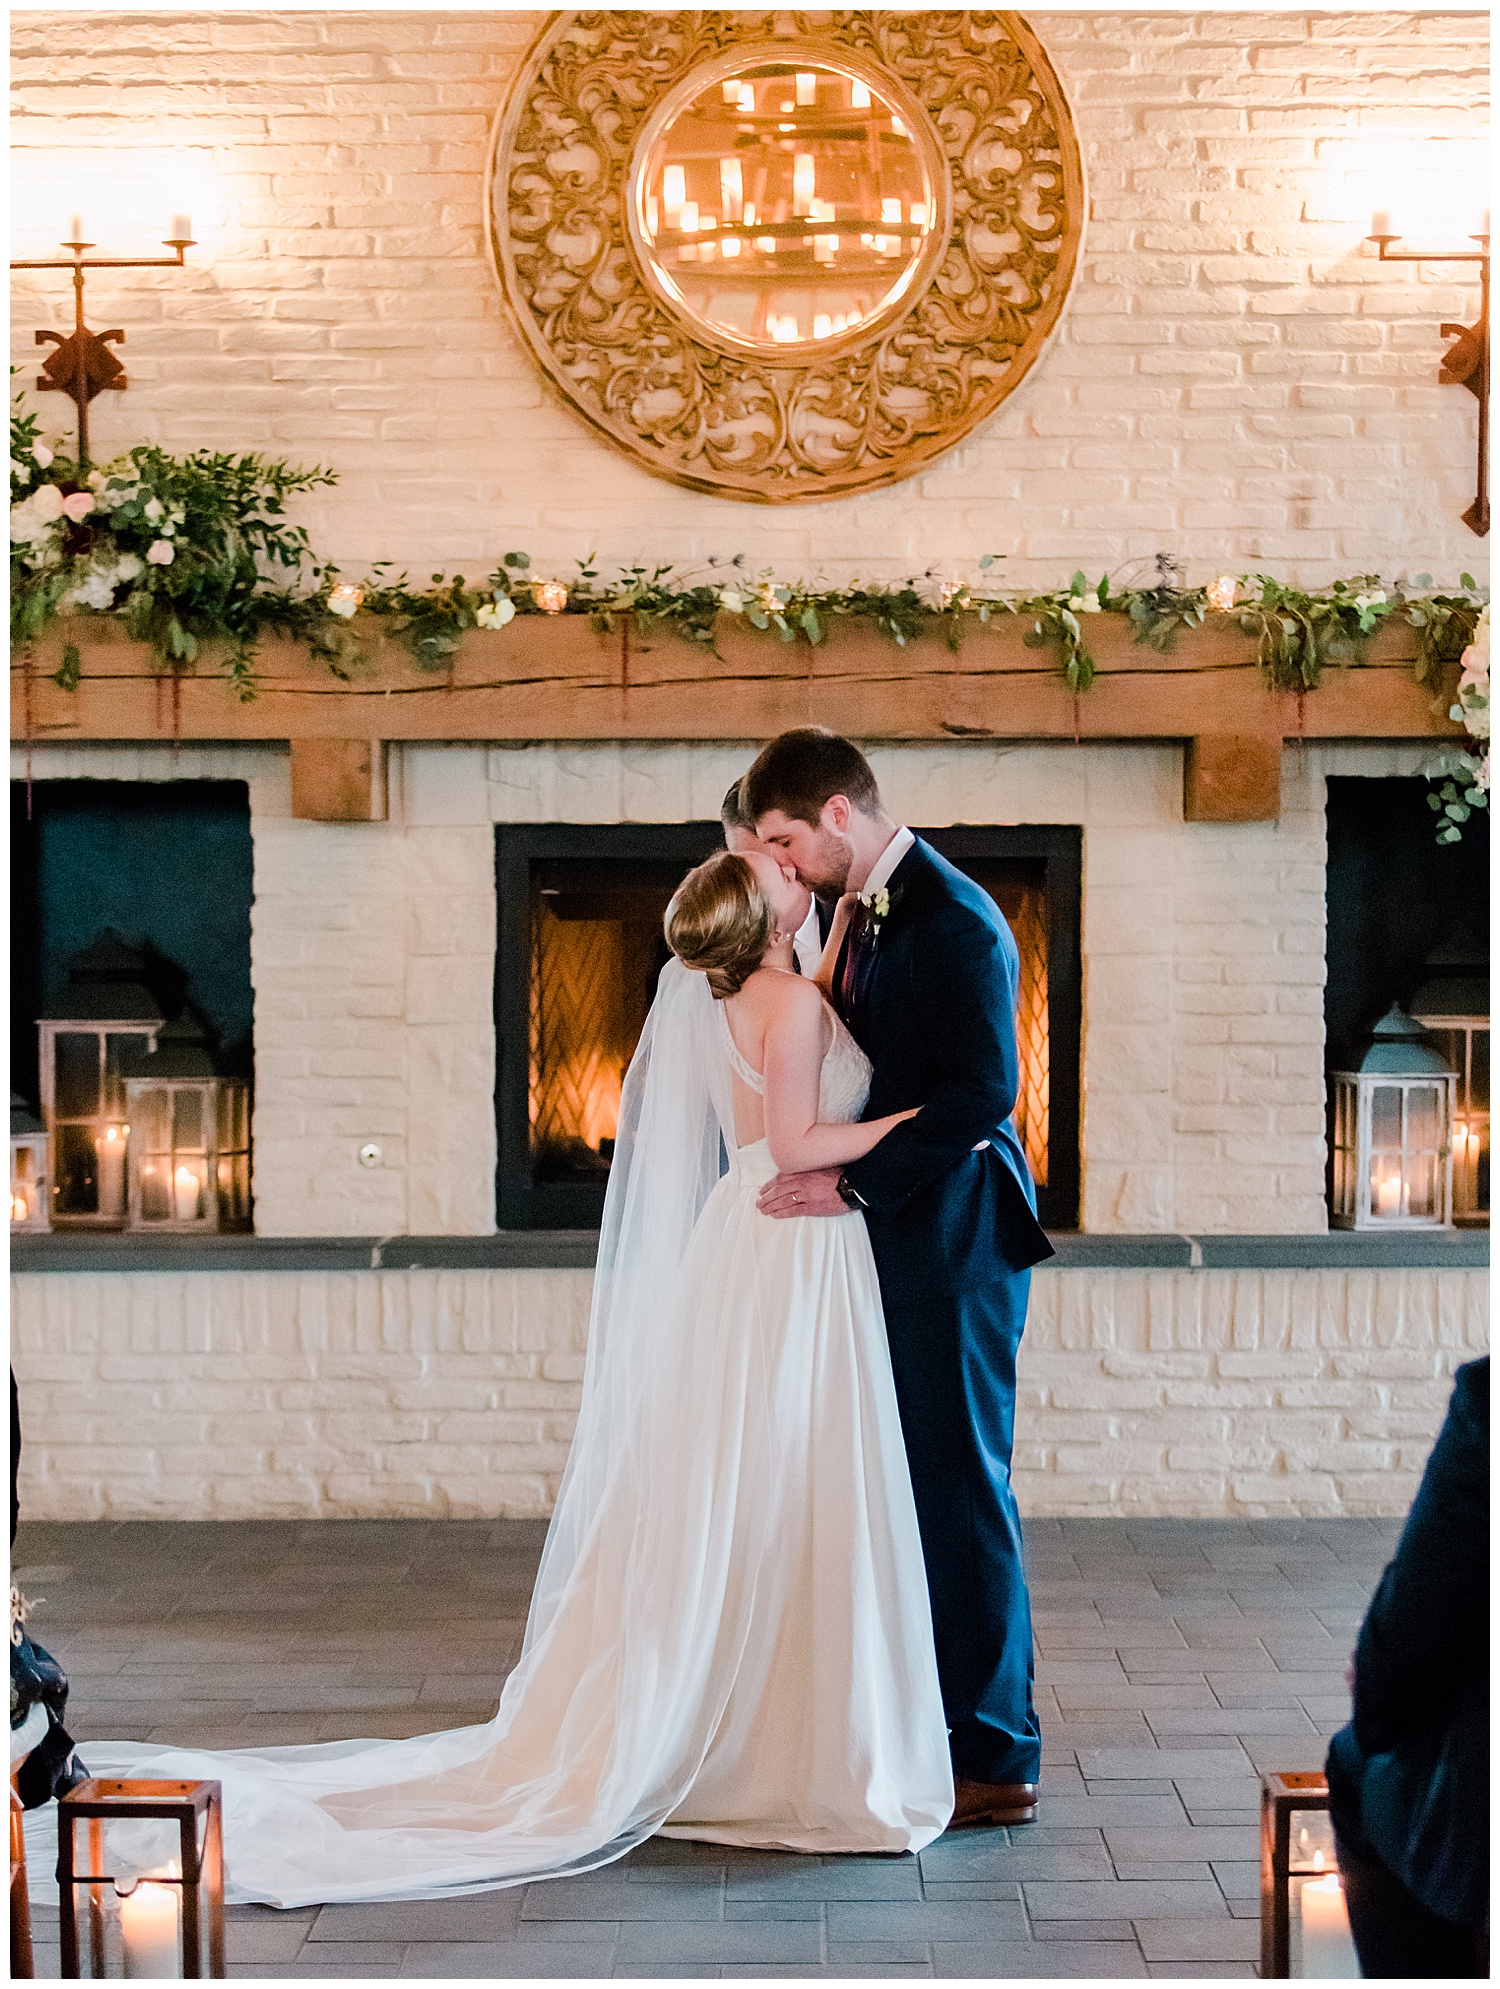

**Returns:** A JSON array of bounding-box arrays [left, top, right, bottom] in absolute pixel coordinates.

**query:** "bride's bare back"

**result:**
[[723, 968, 914, 1169]]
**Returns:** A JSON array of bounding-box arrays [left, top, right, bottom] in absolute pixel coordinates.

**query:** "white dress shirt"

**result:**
[[792, 901, 824, 978], [859, 824, 915, 900]]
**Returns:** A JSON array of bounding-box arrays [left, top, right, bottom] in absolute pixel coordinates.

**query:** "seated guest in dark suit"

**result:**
[[1325, 1355, 1488, 1979]]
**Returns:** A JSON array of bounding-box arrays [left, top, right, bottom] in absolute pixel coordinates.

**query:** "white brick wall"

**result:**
[[9, 11, 1488, 584], [12, 1262, 1485, 1520], [23, 735, 1418, 1235]]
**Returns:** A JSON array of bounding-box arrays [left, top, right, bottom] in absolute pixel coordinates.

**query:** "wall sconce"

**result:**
[[10, 212, 195, 466], [1368, 205, 1489, 537]]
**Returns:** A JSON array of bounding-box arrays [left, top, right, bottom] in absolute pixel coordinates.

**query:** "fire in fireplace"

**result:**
[[495, 825, 1080, 1231]]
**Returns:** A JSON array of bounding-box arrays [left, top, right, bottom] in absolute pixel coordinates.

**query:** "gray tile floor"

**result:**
[[13, 1515, 1398, 1979]]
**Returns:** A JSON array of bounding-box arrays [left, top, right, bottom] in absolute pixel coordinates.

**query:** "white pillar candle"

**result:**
[[1298, 1873, 1360, 1978], [96, 1127, 127, 1218], [1375, 1170, 1401, 1217], [68, 211, 87, 243], [1370, 209, 1393, 237], [173, 1164, 202, 1223], [170, 212, 193, 242], [120, 1880, 180, 1978]]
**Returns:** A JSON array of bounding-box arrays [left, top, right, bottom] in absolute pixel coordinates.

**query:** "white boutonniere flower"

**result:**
[[476, 594, 516, 629], [857, 883, 902, 939]]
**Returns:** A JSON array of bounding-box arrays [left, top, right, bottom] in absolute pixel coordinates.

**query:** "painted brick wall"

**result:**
[[22, 736, 1423, 1237], [11, 1262, 1485, 1520], [9, 11, 1489, 585]]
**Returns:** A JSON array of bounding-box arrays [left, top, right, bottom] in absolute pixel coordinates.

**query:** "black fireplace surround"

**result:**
[[494, 823, 1081, 1231]]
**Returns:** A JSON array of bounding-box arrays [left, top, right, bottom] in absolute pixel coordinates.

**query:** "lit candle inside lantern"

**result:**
[[1298, 1873, 1359, 1978], [12, 1188, 31, 1224], [96, 1124, 128, 1218], [173, 1164, 202, 1223], [120, 1878, 181, 1978], [1375, 1169, 1402, 1217]]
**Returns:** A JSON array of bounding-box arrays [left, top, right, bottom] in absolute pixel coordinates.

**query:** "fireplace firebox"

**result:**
[[494, 824, 1081, 1231]]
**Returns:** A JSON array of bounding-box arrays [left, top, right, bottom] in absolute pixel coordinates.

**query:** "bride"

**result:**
[[66, 847, 954, 1907]]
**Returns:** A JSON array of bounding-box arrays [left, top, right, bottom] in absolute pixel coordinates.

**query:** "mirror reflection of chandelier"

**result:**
[[636, 57, 936, 353]]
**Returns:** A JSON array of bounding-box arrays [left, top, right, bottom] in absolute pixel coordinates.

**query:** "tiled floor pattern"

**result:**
[[13, 1515, 1397, 1979]]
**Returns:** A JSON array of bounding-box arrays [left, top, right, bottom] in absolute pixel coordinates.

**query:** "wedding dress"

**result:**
[[48, 963, 953, 1907]]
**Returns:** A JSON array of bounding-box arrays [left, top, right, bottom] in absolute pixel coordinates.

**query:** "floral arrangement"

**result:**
[[1426, 604, 1489, 844], [10, 394, 1488, 716]]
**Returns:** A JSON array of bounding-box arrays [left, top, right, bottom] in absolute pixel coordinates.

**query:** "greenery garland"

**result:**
[[10, 393, 1488, 720]]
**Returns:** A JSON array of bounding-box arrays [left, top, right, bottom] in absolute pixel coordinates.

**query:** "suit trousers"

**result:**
[[878, 1268, 1042, 1787]]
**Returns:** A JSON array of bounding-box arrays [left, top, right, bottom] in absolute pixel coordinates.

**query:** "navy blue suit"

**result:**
[[839, 838, 1053, 1785]]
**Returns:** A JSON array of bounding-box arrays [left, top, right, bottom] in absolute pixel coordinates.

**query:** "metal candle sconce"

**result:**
[[10, 219, 195, 467], [1368, 214, 1490, 537]]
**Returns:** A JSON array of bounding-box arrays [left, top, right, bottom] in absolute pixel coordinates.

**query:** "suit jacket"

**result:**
[[840, 838, 1054, 1300], [1326, 1355, 1489, 1929]]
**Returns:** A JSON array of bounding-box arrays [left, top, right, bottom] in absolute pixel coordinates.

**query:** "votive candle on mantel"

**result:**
[[120, 1878, 181, 1978]]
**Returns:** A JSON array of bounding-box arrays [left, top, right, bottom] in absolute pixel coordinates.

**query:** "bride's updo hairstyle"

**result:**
[[665, 851, 774, 1001]]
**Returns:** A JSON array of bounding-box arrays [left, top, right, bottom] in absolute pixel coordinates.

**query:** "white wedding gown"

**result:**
[[46, 965, 953, 1907]]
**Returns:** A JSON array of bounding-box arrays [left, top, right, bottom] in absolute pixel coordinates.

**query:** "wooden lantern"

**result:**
[[37, 933, 162, 1228], [1410, 931, 1489, 1225], [1260, 1771, 1360, 1979], [10, 1093, 52, 1233], [1330, 1005, 1456, 1229], [123, 1019, 250, 1233], [57, 1779, 225, 1980]]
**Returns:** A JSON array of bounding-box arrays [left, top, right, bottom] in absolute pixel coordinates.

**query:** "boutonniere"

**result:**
[[858, 882, 905, 941]]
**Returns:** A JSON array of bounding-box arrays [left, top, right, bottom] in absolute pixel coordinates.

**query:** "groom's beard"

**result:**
[[798, 828, 855, 899]]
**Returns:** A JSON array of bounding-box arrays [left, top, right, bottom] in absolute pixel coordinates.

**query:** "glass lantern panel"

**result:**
[[13, 1144, 36, 1187], [140, 1156, 173, 1223], [54, 1033, 101, 1119], [104, 1035, 151, 1116], [172, 1088, 206, 1153], [1472, 1028, 1489, 1113], [54, 1122, 99, 1215], [133, 1087, 172, 1158], [1288, 1806, 1338, 1874], [1404, 1084, 1441, 1152], [1405, 1150, 1439, 1218], [1368, 1082, 1402, 1150]]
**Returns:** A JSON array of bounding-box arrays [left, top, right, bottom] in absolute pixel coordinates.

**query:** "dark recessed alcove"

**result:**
[[10, 781, 255, 1112], [1325, 778, 1489, 1073]]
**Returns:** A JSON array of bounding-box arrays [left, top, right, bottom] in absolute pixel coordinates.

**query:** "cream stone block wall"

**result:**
[[11, 1263, 1485, 1520], [9, 11, 1488, 584], [18, 737, 1436, 1236]]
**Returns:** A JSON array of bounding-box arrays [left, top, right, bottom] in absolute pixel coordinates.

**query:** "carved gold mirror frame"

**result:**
[[487, 12, 1085, 504]]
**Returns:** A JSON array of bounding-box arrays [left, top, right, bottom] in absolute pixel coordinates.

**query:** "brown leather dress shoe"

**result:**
[[948, 1777, 1039, 1829]]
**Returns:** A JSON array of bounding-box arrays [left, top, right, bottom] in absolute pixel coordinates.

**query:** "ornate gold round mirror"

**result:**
[[626, 45, 950, 361], [489, 13, 1084, 504]]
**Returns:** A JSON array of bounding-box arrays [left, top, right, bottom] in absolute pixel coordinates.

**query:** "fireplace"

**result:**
[[494, 824, 1081, 1230]]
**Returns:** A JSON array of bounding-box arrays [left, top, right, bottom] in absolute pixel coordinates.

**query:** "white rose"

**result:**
[[31, 484, 64, 524], [146, 539, 175, 565], [114, 552, 144, 582], [31, 442, 53, 468], [143, 496, 164, 524], [87, 469, 107, 490], [476, 595, 516, 629], [63, 568, 118, 611], [1077, 591, 1101, 613], [9, 459, 26, 482], [61, 491, 95, 523], [718, 589, 745, 614]]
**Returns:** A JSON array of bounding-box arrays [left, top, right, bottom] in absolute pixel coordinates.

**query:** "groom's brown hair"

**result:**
[[741, 728, 882, 828]]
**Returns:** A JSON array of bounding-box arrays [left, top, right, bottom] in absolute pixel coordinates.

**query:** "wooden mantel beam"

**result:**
[[11, 613, 1460, 749]]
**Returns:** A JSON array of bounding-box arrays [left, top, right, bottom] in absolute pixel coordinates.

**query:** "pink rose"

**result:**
[[61, 491, 95, 523]]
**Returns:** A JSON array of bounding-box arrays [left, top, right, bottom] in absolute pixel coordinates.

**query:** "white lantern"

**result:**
[[37, 933, 162, 1228], [1330, 1006, 1456, 1229], [1409, 931, 1488, 1226], [125, 1018, 251, 1233], [10, 1093, 52, 1232]]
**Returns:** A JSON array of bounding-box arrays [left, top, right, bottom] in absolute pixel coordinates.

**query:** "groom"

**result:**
[[741, 728, 1054, 1829]]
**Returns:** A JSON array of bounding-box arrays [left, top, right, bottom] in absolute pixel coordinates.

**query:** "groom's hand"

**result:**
[[757, 1166, 845, 1219]]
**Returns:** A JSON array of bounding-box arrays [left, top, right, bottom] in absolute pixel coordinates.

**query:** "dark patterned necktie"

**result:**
[[838, 902, 874, 1022]]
